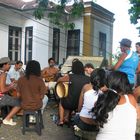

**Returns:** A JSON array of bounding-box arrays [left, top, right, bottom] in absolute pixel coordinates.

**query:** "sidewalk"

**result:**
[[0, 101, 76, 140]]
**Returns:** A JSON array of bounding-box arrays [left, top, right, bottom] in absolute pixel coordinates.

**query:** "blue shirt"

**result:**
[[118, 50, 139, 84]]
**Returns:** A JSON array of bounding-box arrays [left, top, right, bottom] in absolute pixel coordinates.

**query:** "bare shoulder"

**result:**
[[128, 94, 137, 108], [82, 83, 92, 92]]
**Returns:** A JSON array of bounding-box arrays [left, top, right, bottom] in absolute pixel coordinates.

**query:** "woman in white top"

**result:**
[[74, 68, 107, 131], [93, 71, 140, 140]]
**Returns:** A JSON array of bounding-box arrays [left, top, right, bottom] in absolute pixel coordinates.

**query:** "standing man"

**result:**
[[113, 38, 139, 88], [8, 61, 23, 83], [84, 63, 94, 76]]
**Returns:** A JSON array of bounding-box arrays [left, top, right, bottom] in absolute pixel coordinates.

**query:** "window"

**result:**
[[99, 32, 106, 58], [52, 28, 60, 64], [67, 30, 80, 56], [25, 27, 33, 64], [8, 26, 22, 62]]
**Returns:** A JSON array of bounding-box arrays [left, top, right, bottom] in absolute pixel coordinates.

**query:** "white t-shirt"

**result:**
[[8, 66, 20, 81], [79, 89, 101, 118]]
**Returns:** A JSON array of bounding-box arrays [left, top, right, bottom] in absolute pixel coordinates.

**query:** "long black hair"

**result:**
[[92, 71, 132, 128], [71, 60, 85, 75], [90, 68, 106, 92], [25, 60, 41, 79]]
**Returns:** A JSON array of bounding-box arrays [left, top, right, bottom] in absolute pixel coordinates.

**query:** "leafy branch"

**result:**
[[33, 0, 84, 30], [128, 0, 140, 24]]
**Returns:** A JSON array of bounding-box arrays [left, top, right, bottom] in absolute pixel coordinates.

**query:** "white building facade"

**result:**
[[0, 1, 114, 69]]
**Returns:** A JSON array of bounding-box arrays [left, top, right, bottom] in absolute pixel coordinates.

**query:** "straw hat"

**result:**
[[55, 82, 69, 98]]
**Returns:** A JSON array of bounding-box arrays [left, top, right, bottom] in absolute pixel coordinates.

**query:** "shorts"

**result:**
[[0, 94, 20, 107], [61, 98, 76, 111]]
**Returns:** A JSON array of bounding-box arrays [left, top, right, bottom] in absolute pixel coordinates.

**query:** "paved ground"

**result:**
[[0, 101, 76, 140]]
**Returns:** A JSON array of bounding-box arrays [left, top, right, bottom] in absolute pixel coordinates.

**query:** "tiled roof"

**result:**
[[0, 0, 38, 10]]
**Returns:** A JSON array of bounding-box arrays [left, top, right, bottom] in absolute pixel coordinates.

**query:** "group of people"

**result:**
[[52, 38, 140, 140], [0, 37, 139, 140], [0, 58, 48, 125]]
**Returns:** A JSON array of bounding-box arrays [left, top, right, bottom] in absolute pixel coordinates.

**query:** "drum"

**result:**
[[55, 82, 69, 98]]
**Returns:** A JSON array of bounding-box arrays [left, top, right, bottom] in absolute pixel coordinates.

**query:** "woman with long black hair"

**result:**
[[93, 71, 140, 140], [74, 68, 107, 132]]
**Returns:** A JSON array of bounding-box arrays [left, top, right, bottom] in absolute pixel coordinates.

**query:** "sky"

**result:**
[[95, 0, 140, 53]]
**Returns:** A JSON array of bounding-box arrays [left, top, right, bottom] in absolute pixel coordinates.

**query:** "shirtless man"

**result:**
[[42, 58, 59, 99]]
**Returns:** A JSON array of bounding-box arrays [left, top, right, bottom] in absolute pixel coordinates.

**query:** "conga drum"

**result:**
[[55, 82, 69, 99]]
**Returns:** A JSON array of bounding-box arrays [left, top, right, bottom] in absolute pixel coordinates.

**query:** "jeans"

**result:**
[[73, 114, 99, 132]]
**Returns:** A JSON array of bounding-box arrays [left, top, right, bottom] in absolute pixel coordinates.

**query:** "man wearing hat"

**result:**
[[113, 38, 139, 88], [0, 57, 20, 125]]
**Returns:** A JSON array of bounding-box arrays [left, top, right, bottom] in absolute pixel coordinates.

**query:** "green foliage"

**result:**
[[33, 6, 45, 20], [129, 0, 140, 24], [71, 2, 84, 17], [34, 0, 84, 29]]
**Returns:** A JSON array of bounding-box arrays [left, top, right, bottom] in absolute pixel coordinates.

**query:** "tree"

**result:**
[[34, 0, 85, 30], [128, 0, 140, 28]]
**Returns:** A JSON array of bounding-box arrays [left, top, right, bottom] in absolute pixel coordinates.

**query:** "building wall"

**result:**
[[0, 2, 114, 68], [82, 2, 114, 66], [93, 19, 113, 65], [70, 18, 84, 56], [0, 7, 51, 69]]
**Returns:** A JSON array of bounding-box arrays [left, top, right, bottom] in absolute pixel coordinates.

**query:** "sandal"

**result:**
[[57, 121, 64, 127]]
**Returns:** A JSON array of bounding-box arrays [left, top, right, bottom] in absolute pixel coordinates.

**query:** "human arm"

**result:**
[[57, 75, 69, 82], [113, 53, 127, 70], [136, 62, 140, 74], [41, 68, 48, 78], [40, 79, 48, 99], [0, 73, 15, 93], [133, 86, 140, 101], [78, 86, 85, 112]]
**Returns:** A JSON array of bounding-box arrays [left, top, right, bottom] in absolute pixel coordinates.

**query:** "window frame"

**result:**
[[67, 29, 80, 57], [25, 26, 33, 64], [8, 26, 22, 62]]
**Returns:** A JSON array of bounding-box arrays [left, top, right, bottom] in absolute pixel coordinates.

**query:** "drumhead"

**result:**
[[55, 82, 69, 98]]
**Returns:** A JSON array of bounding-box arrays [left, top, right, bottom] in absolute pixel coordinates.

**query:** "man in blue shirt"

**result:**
[[113, 38, 139, 88]]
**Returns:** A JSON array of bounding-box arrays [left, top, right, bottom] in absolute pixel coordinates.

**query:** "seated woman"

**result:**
[[93, 71, 139, 140], [17, 60, 48, 114], [0, 57, 21, 126], [57, 59, 90, 126], [74, 68, 107, 131]]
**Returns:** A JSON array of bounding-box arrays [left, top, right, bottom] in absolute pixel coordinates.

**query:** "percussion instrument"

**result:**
[[55, 82, 69, 98]]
